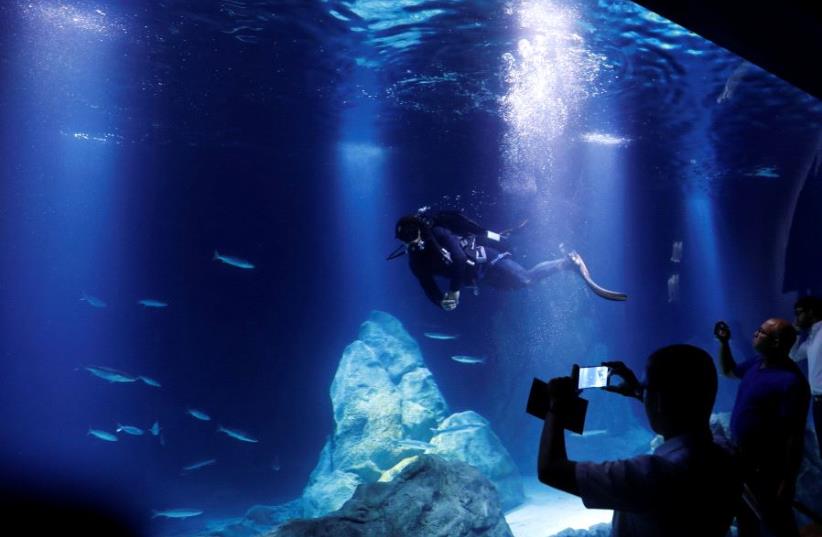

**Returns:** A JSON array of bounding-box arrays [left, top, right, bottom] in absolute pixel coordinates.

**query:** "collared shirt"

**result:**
[[790, 319, 822, 395], [575, 432, 740, 537]]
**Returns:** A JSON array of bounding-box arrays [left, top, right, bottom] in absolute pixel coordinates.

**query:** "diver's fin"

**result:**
[[567, 251, 628, 301]]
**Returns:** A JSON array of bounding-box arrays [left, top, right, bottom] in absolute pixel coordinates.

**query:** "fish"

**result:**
[[394, 439, 433, 451], [451, 355, 485, 364], [423, 332, 459, 340], [116, 424, 144, 436], [213, 250, 255, 270], [149, 421, 161, 436], [138, 299, 168, 308], [744, 166, 780, 178], [670, 240, 683, 263], [186, 409, 211, 421], [271, 456, 281, 472], [431, 424, 482, 434], [84, 366, 138, 383], [151, 508, 204, 519], [571, 429, 609, 438], [139, 375, 162, 388], [717, 61, 754, 104], [667, 273, 680, 303], [88, 428, 118, 442], [80, 292, 107, 308], [182, 458, 217, 473], [217, 425, 258, 443]]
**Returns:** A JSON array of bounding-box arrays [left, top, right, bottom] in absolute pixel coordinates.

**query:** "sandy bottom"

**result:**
[[505, 477, 612, 537]]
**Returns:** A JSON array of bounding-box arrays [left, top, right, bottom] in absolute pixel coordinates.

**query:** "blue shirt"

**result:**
[[575, 432, 740, 537], [730, 358, 810, 464]]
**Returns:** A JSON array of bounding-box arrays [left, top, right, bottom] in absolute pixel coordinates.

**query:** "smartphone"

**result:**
[[576, 365, 611, 389]]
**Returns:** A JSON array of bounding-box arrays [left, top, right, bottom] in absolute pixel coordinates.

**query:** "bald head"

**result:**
[[753, 318, 796, 357]]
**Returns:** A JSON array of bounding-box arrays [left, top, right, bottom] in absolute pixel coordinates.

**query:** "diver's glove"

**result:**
[[441, 290, 460, 311], [440, 248, 453, 265]]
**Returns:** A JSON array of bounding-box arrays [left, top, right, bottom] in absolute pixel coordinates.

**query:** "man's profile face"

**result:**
[[753, 319, 778, 353], [642, 367, 666, 435], [795, 307, 814, 330]]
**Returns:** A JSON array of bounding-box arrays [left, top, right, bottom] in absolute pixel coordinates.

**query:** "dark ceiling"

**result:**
[[631, 1, 822, 102]]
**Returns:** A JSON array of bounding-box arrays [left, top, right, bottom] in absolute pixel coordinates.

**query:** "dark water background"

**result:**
[[1, 0, 820, 534]]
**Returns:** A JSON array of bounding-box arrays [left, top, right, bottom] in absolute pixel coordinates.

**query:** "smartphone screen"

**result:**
[[577, 366, 610, 389]]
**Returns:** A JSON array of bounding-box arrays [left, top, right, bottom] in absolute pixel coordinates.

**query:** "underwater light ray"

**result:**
[[500, 0, 605, 194]]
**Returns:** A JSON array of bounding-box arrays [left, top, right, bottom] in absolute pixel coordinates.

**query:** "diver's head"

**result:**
[[395, 215, 424, 246], [643, 344, 717, 438]]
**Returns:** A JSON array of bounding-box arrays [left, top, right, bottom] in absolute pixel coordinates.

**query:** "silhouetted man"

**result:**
[[790, 296, 822, 457], [537, 344, 741, 537], [715, 318, 811, 537]]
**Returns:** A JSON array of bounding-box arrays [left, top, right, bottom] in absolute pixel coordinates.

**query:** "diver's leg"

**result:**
[[527, 257, 571, 282], [484, 257, 532, 290]]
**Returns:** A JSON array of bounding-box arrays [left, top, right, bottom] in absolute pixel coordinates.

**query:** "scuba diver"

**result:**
[[388, 209, 627, 311]]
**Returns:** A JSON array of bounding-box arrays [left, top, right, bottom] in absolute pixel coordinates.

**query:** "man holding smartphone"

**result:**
[[714, 318, 810, 537], [536, 345, 740, 537]]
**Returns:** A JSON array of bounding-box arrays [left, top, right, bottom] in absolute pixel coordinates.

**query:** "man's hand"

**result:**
[[601, 361, 643, 400], [441, 290, 460, 311], [546, 377, 579, 414], [714, 321, 731, 343]]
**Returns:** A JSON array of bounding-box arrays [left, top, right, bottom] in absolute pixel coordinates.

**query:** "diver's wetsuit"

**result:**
[[408, 217, 565, 307]]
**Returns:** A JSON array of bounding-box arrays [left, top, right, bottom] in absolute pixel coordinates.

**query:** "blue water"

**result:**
[[1, 1, 820, 535]]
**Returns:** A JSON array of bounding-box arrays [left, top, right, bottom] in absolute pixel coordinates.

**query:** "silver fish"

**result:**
[[149, 421, 161, 436], [84, 366, 138, 383], [88, 428, 118, 442], [451, 355, 485, 364], [187, 409, 211, 421], [423, 331, 459, 340], [744, 166, 780, 178], [182, 459, 217, 473], [116, 424, 144, 436], [138, 299, 168, 308], [151, 508, 203, 519], [139, 375, 162, 388], [431, 424, 482, 434], [717, 61, 754, 104], [213, 250, 255, 270], [571, 429, 609, 438], [394, 439, 433, 451], [80, 292, 107, 308], [217, 425, 258, 443]]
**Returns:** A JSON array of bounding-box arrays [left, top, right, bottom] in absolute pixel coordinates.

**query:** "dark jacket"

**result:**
[[407, 212, 490, 306]]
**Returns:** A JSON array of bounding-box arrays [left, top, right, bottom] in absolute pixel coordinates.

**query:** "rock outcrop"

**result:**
[[273, 455, 514, 537], [302, 311, 523, 516]]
